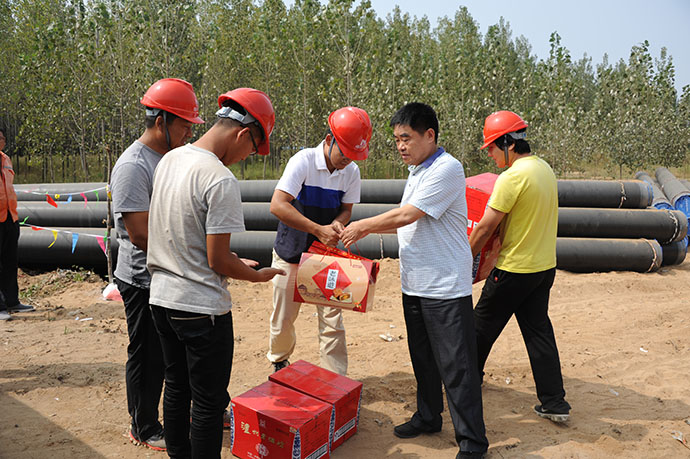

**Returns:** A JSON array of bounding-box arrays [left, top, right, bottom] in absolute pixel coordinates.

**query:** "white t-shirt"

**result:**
[[147, 144, 245, 315], [397, 149, 473, 299]]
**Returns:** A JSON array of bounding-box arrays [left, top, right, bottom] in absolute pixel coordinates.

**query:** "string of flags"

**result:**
[[17, 185, 110, 208], [20, 218, 110, 256]]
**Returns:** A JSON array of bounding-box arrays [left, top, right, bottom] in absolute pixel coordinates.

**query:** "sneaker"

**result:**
[[8, 303, 35, 313], [0, 310, 11, 321], [272, 360, 290, 372], [223, 409, 231, 429], [393, 420, 441, 438], [534, 404, 570, 423], [129, 429, 166, 452]]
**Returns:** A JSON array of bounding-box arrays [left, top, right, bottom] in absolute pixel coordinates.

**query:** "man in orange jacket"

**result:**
[[0, 127, 34, 321]]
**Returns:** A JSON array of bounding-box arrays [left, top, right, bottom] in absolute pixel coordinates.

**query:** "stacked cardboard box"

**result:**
[[231, 361, 363, 459]]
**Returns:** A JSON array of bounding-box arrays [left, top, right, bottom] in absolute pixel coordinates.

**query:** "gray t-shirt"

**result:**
[[111, 140, 163, 289], [147, 144, 245, 315]]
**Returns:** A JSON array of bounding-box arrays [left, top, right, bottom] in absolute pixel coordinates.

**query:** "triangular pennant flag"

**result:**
[[96, 236, 106, 255], [48, 230, 58, 248], [55, 194, 61, 199], [46, 194, 58, 208], [95, 190, 99, 202], [80, 193, 88, 208], [20, 216, 29, 225], [67, 194, 73, 203], [31, 226, 42, 231], [71, 233, 79, 253]]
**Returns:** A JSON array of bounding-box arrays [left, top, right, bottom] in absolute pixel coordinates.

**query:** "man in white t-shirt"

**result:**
[[341, 103, 488, 459], [267, 107, 372, 375], [147, 88, 284, 459]]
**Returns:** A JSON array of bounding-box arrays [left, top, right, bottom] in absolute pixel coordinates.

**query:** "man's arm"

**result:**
[[340, 204, 425, 247], [469, 206, 505, 257], [269, 189, 340, 247], [207, 233, 284, 282], [122, 211, 149, 251]]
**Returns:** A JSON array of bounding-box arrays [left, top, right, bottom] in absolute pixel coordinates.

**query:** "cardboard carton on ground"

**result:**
[[293, 243, 379, 312], [270, 360, 363, 451], [230, 381, 332, 459], [466, 172, 501, 283]]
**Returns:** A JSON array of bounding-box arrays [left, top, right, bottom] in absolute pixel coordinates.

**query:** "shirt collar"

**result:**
[[315, 141, 329, 171], [409, 147, 445, 173]]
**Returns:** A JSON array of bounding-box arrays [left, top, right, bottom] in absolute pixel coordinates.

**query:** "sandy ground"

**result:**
[[1, 258, 690, 459]]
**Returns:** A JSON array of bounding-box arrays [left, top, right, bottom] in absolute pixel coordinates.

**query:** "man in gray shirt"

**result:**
[[110, 78, 204, 452]]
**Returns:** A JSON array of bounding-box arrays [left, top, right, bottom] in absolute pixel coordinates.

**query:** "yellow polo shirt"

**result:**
[[488, 155, 558, 273]]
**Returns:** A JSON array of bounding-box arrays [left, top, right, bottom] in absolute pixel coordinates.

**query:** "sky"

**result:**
[[364, 0, 690, 94]]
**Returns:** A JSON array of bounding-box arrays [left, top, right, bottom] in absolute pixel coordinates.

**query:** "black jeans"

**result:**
[[151, 305, 234, 459], [474, 267, 570, 412], [402, 294, 488, 453], [0, 214, 19, 311], [115, 278, 164, 441]]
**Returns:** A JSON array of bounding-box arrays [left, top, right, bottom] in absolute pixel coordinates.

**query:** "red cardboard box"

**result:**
[[466, 173, 501, 283], [230, 381, 332, 459], [294, 242, 379, 312], [270, 360, 363, 451]]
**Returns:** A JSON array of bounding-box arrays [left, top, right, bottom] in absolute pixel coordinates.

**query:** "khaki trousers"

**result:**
[[267, 250, 348, 375]]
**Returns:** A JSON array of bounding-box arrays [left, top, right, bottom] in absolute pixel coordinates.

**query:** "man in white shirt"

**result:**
[[341, 103, 488, 459], [147, 88, 284, 459], [267, 107, 371, 375]]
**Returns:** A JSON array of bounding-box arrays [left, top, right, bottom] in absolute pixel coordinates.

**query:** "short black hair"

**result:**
[[390, 102, 439, 143], [144, 109, 180, 129], [494, 128, 531, 154]]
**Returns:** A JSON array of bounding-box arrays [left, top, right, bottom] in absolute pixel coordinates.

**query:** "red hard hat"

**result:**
[[140, 78, 204, 124], [480, 110, 528, 149], [218, 88, 275, 156], [328, 107, 372, 160]]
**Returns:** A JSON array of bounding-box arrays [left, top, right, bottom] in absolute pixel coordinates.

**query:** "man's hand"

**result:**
[[340, 221, 369, 248], [315, 224, 340, 247], [331, 220, 346, 235], [232, 252, 259, 268], [253, 267, 286, 282]]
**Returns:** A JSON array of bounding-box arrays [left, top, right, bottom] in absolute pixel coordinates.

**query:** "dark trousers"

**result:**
[[0, 214, 19, 310], [474, 267, 570, 412], [151, 305, 234, 459], [115, 278, 165, 441], [402, 293, 488, 453]]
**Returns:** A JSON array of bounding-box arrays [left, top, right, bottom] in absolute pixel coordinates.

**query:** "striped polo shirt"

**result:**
[[273, 142, 361, 263]]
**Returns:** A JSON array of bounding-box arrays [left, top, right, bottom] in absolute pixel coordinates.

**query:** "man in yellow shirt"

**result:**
[[469, 111, 570, 423]]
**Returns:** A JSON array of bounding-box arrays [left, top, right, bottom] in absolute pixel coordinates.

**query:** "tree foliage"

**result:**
[[1, 0, 687, 182]]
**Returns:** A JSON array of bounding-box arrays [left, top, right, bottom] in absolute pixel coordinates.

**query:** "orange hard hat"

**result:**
[[480, 110, 528, 149], [217, 88, 275, 156], [140, 78, 204, 124], [328, 107, 372, 160]]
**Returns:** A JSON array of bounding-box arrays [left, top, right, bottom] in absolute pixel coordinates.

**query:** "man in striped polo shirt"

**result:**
[[341, 103, 488, 458], [267, 107, 372, 375]]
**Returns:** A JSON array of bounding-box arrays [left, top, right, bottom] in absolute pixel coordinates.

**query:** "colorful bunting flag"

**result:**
[[71, 233, 79, 253], [46, 194, 58, 208], [48, 230, 58, 248]]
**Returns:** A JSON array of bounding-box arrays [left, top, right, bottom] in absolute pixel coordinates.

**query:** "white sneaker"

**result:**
[[0, 310, 11, 320]]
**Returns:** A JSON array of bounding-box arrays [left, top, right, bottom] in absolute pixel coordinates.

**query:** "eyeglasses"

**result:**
[[248, 128, 259, 155]]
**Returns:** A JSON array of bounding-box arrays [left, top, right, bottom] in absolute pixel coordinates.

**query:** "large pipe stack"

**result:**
[[15, 177, 688, 274]]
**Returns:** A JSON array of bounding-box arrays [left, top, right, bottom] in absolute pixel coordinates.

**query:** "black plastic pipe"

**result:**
[[14, 183, 107, 202], [18, 227, 118, 275], [634, 171, 673, 209], [557, 179, 652, 208], [557, 208, 687, 243], [18, 228, 399, 273], [17, 201, 398, 231], [556, 238, 662, 273], [681, 179, 690, 191], [655, 167, 690, 206], [18, 201, 111, 228], [661, 240, 687, 266]]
